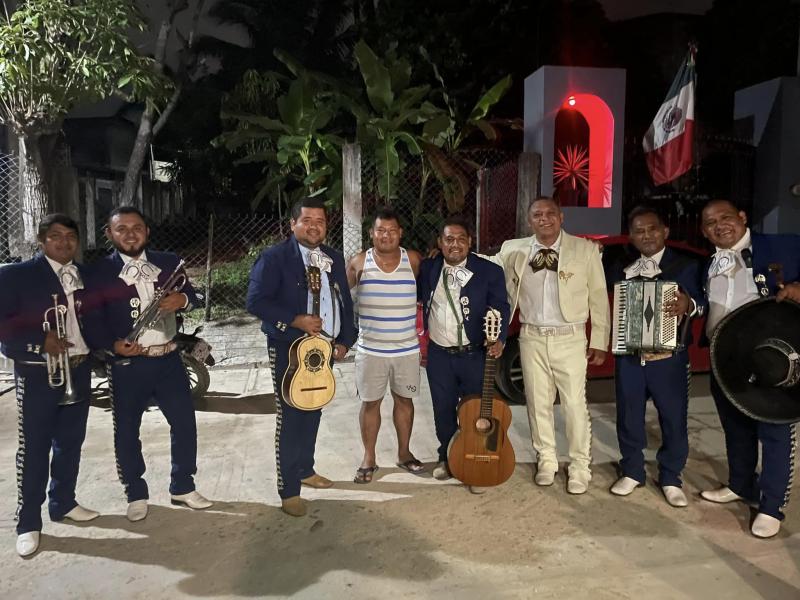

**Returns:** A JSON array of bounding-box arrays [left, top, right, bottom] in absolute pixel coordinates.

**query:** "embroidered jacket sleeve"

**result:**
[[246, 247, 298, 335], [0, 265, 47, 355]]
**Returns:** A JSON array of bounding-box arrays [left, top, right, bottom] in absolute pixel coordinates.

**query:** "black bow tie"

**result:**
[[529, 249, 559, 273]]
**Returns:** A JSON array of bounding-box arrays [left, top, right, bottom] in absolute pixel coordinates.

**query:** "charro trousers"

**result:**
[[519, 325, 592, 483]]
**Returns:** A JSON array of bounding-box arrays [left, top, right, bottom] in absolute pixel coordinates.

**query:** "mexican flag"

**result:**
[[643, 48, 696, 186]]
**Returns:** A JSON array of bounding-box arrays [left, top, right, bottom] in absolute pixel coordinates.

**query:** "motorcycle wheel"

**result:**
[[182, 354, 210, 401]]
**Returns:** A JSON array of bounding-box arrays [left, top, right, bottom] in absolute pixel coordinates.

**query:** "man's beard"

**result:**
[[115, 241, 147, 257]]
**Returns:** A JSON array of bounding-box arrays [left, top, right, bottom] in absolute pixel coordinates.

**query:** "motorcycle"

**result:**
[[91, 315, 215, 405]]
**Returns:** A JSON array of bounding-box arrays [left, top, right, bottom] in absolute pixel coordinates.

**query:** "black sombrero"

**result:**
[[710, 297, 800, 424]]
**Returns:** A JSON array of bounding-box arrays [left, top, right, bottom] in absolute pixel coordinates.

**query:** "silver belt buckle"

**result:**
[[540, 327, 555, 336]]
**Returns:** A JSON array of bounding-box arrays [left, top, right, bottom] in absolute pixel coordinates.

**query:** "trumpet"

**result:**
[[125, 259, 187, 344], [43, 294, 80, 406]]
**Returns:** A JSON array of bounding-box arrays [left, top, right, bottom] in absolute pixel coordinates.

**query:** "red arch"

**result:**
[[563, 94, 614, 208]]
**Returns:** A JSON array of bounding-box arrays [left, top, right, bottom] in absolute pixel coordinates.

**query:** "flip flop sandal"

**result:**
[[396, 459, 425, 474], [354, 466, 378, 484]]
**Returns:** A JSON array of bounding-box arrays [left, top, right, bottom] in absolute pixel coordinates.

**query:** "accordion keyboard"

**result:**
[[611, 281, 628, 354], [612, 279, 679, 354]]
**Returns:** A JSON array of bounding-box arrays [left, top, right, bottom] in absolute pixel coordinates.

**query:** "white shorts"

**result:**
[[354, 352, 421, 401]]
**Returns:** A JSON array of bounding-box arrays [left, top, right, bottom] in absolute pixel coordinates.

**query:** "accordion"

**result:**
[[611, 280, 680, 355]]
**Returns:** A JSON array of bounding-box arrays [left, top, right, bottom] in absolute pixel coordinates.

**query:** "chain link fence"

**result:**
[[358, 147, 520, 255], [1, 145, 525, 324], [0, 152, 23, 263]]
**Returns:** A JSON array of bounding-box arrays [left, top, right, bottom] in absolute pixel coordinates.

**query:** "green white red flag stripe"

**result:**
[[643, 49, 697, 185]]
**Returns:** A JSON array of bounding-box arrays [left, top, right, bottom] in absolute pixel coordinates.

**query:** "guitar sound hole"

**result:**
[[304, 349, 325, 372], [475, 417, 492, 433]]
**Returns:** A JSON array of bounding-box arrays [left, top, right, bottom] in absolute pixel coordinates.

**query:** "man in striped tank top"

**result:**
[[346, 207, 424, 483]]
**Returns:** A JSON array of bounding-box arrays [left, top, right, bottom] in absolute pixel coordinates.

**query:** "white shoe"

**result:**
[[63, 505, 100, 522], [534, 469, 556, 486], [468, 485, 487, 495], [171, 491, 213, 510], [700, 485, 743, 504], [16, 531, 40, 557], [610, 476, 641, 496], [567, 478, 588, 495], [751, 513, 781, 539], [127, 500, 148, 522], [662, 485, 688, 507], [432, 462, 451, 481]]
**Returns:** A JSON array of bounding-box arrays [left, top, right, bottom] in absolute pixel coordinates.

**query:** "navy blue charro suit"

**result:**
[[87, 250, 200, 503], [246, 235, 356, 500], [609, 247, 705, 487], [0, 255, 94, 534], [706, 232, 800, 520], [418, 253, 510, 462]]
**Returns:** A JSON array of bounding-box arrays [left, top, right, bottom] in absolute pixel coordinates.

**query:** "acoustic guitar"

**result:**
[[282, 266, 336, 411], [447, 309, 516, 487]]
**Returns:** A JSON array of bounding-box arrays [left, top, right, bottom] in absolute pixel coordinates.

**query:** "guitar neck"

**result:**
[[312, 291, 320, 318], [480, 354, 497, 418]]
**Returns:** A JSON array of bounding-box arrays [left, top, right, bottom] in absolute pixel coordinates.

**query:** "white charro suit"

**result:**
[[489, 231, 610, 482]]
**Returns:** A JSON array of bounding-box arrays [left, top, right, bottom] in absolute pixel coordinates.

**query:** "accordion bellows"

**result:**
[[612, 280, 679, 354]]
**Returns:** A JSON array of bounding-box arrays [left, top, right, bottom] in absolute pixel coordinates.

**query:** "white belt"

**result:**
[[523, 324, 580, 337]]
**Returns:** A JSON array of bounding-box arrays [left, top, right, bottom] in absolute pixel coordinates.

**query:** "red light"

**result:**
[[567, 95, 576, 107]]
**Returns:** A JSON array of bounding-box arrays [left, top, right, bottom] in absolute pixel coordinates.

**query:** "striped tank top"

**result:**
[[357, 248, 419, 356]]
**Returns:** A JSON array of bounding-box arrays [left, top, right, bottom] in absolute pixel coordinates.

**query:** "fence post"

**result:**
[[342, 143, 362, 260], [516, 152, 541, 238], [475, 167, 488, 252], [204, 213, 214, 322]]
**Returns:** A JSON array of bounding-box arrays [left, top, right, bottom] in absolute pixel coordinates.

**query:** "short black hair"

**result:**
[[372, 206, 401, 227], [291, 197, 328, 221], [702, 198, 739, 213], [528, 196, 560, 212], [38, 213, 79, 241], [439, 214, 472, 237], [627, 205, 666, 229], [107, 205, 147, 226]]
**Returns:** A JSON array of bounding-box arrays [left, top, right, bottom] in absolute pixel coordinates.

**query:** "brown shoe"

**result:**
[[301, 473, 333, 489], [281, 496, 307, 517]]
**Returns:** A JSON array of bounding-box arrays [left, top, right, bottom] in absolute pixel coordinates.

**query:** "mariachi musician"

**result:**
[[0, 214, 99, 557], [606, 206, 704, 508], [418, 214, 510, 491], [246, 196, 355, 517], [87, 206, 211, 523], [699, 199, 800, 538]]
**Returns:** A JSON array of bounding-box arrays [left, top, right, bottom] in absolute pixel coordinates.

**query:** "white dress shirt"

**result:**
[[705, 228, 760, 336], [298, 242, 341, 340], [518, 232, 582, 327], [428, 259, 471, 347], [120, 251, 176, 347], [45, 255, 90, 355]]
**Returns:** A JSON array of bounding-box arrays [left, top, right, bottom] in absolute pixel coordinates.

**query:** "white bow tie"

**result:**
[[624, 257, 662, 279], [308, 250, 333, 273], [58, 264, 84, 295], [119, 259, 161, 286], [708, 249, 738, 278], [444, 265, 473, 289]]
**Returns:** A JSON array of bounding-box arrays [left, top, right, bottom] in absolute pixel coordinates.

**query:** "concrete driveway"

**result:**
[[0, 362, 798, 599]]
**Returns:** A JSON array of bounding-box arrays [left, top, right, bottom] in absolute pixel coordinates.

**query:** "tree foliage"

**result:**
[[0, 0, 166, 137]]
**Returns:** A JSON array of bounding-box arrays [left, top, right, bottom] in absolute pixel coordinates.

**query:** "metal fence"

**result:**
[[0, 147, 524, 322], [0, 152, 23, 263], [357, 147, 520, 255]]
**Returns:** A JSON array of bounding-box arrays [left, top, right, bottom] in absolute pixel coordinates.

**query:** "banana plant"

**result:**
[[418, 47, 520, 213], [344, 40, 446, 202], [216, 57, 344, 211]]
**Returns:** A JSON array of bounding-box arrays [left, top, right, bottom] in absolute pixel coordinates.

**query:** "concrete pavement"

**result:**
[[0, 361, 798, 599]]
